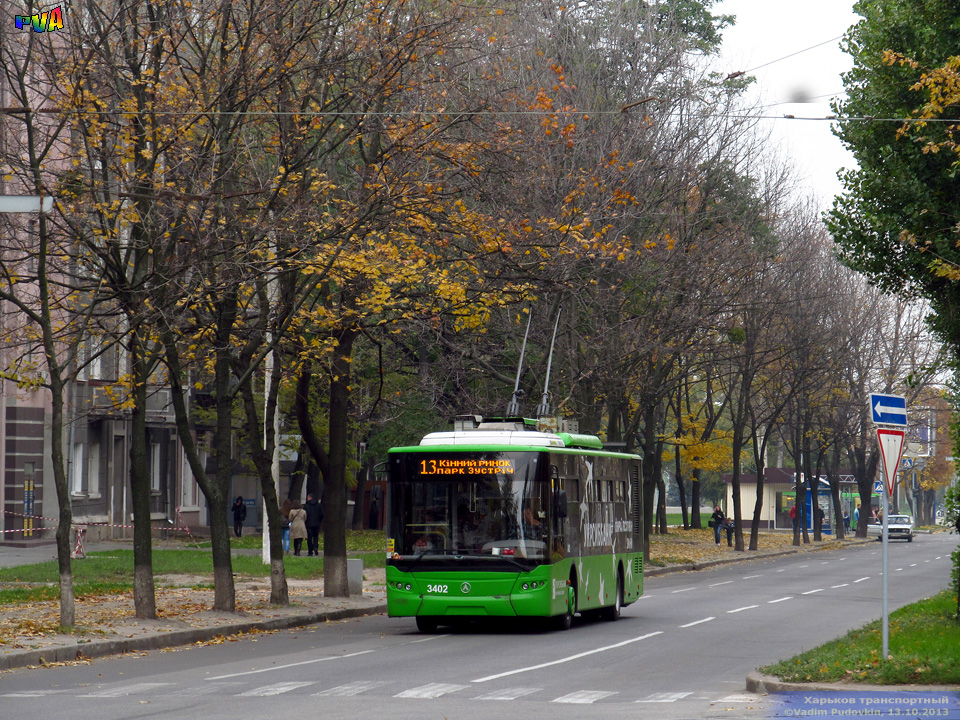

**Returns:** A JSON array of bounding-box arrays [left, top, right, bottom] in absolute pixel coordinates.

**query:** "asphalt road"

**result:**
[[1, 532, 957, 720]]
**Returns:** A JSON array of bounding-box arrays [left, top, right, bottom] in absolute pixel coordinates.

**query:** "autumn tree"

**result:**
[[0, 14, 116, 628], [828, 0, 960, 360]]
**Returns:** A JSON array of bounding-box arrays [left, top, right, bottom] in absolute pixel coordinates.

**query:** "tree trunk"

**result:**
[[324, 330, 358, 597], [211, 337, 238, 612], [239, 371, 289, 605], [129, 334, 157, 620], [691, 470, 703, 529], [49, 375, 75, 628]]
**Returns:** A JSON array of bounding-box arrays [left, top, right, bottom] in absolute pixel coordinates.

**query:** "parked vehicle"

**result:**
[[866, 514, 914, 542]]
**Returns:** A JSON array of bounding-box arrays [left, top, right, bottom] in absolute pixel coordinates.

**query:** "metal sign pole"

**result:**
[[871, 395, 907, 663], [881, 464, 889, 659]]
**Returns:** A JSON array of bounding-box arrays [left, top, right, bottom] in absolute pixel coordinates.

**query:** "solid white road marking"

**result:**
[[2, 689, 69, 698], [471, 632, 663, 683], [78, 683, 173, 697], [239, 681, 315, 697], [314, 680, 394, 697], [637, 692, 694, 703], [475, 687, 542, 700], [175, 682, 245, 696], [395, 683, 467, 699], [717, 693, 762, 703]]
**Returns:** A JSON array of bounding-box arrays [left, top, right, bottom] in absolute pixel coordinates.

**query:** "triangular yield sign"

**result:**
[[876, 428, 906, 497]]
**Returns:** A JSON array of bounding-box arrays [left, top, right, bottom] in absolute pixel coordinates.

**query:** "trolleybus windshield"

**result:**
[[388, 451, 552, 568]]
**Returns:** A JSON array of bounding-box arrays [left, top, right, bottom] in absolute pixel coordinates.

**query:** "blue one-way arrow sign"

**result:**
[[870, 393, 907, 426]]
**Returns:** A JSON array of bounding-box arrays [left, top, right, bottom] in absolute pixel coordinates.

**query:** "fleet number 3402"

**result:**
[[426, 584, 449, 594]]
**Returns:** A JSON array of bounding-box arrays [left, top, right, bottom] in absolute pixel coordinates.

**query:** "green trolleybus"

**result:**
[[385, 416, 644, 632]]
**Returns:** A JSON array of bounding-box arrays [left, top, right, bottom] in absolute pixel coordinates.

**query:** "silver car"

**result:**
[[866, 514, 914, 542]]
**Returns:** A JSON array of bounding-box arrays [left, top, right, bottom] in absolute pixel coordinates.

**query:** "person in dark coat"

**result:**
[[710, 506, 724, 546], [304, 493, 324, 556], [232, 496, 247, 537]]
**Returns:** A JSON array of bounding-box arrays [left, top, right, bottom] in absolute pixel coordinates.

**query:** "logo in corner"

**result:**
[[460, 582, 471, 595], [15, 5, 64, 33]]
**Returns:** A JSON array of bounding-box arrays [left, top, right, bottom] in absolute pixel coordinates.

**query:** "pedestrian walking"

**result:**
[[288, 500, 307, 556], [789, 504, 797, 532], [304, 493, 324, 556], [710, 505, 724, 546], [232, 496, 247, 538]]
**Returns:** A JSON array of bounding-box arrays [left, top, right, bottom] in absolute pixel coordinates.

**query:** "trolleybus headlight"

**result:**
[[522, 583, 529, 591]]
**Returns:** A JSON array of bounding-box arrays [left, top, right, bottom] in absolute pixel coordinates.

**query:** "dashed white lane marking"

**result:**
[[768, 597, 792, 604], [802, 589, 824, 595], [680, 617, 715, 628], [553, 690, 618, 704], [831, 584, 849, 589], [314, 680, 394, 697], [727, 605, 758, 614], [471, 632, 663, 683], [854, 577, 870, 583], [206, 648, 377, 680], [395, 683, 467, 699], [239, 681, 315, 697]]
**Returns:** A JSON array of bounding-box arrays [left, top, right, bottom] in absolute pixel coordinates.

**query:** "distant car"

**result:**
[[866, 515, 914, 542]]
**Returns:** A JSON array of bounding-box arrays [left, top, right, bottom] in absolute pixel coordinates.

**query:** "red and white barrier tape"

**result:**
[[3, 510, 192, 533]]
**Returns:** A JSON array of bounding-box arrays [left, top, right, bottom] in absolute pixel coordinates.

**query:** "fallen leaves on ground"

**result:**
[[0, 532, 850, 647], [650, 527, 848, 565]]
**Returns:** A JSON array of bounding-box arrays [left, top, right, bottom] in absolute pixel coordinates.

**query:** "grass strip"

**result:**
[[0, 529, 388, 605], [761, 591, 960, 685]]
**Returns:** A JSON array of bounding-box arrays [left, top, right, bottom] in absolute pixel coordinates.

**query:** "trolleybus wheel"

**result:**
[[603, 572, 623, 621], [416, 615, 439, 633], [556, 579, 577, 631]]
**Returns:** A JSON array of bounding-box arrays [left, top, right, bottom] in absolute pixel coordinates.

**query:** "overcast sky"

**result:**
[[714, 0, 860, 208]]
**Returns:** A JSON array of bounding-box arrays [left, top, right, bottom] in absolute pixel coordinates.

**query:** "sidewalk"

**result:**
[[0, 533, 873, 673], [0, 539, 387, 671]]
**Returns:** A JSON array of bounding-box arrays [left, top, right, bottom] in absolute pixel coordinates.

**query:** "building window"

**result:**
[[88, 442, 100, 497], [71, 443, 84, 496], [150, 442, 162, 492]]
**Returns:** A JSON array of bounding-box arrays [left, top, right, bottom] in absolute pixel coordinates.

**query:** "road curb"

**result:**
[[645, 541, 872, 577], [746, 671, 960, 694], [0, 603, 388, 671]]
